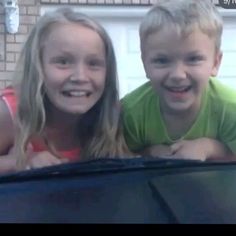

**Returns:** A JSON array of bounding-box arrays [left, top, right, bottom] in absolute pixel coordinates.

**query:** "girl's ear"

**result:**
[[211, 51, 223, 77]]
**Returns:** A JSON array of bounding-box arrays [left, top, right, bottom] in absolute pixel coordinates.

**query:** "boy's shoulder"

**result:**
[[208, 77, 236, 104], [121, 81, 156, 111]]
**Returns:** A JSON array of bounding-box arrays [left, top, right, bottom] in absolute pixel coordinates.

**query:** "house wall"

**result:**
[[0, 0, 220, 88], [0, 0, 40, 87]]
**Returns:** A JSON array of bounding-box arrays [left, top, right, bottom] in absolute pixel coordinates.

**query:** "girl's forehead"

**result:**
[[42, 22, 104, 48], [41, 22, 106, 59], [47, 22, 94, 37]]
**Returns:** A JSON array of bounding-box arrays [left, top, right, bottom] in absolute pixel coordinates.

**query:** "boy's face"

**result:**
[[141, 28, 222, 115]]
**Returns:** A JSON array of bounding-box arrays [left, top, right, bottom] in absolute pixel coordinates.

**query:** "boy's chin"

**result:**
[[165, 101, 194, 114]]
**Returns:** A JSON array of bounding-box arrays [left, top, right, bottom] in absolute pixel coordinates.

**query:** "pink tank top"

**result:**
[[1, 87, 80, 162]]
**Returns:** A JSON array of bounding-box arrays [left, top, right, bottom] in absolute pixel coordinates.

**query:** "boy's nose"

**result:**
[[170, 62, 187, 81]]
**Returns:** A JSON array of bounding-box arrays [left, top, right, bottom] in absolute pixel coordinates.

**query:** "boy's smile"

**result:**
[[163, 84, 192, 101], [141, 27, 222, 115]]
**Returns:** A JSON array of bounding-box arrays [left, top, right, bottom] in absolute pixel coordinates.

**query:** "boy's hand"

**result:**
[[170, 139, 209, 161], [142, 138, 233, 161], [170, 138, 232, 161], [141, 144, 173, 157], [25, 151, 68, 170]]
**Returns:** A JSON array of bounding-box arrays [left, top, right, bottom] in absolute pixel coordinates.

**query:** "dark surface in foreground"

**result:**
[[0, 157, 236, 223]]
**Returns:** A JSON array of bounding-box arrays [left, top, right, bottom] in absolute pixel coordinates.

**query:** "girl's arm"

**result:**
[[0, 98, 16, 174]]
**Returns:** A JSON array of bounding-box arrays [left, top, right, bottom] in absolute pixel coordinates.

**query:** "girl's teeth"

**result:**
[[70, 91, 87, 96], [63, 91, 88, 97]]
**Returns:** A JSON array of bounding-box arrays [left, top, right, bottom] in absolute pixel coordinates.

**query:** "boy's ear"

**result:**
[[211, 51, 223, 76], [141, 53, 150, 80]]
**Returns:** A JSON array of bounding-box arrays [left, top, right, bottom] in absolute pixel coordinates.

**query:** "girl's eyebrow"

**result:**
[[86, 53, 106, 58]]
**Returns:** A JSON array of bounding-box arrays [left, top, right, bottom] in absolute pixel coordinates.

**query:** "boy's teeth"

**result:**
[[168, 86, 190, 92], [171, 88, 185, 92]]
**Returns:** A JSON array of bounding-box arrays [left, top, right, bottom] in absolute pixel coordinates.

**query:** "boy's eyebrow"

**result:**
[[186, 50, 203, 55], [152, 52, 169, 56]]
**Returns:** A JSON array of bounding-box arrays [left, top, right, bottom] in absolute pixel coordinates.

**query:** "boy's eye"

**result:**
[[187, 55, 204, 64], [152, 57, 170, 65]]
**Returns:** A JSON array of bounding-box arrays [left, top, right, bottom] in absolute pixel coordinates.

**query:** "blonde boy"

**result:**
[[122, 0, 236, 160]]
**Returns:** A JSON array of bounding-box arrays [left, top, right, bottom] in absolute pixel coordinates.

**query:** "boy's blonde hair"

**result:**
[[140, 0, 223, 52], [13, 8, 130, 168]]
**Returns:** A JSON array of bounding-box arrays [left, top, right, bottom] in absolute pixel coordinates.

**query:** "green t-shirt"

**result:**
[[121, 78, 236, 154]]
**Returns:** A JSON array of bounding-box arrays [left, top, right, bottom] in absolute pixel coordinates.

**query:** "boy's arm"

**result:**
[[204, 138, 233, 160], [139, 138, 232, 161], [140, 144, 172, 157], [170, 138, 233, 161]]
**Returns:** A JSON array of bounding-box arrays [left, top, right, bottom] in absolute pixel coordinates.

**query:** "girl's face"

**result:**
[[42, 23, 106, 115], [141, 27, 222, 115]]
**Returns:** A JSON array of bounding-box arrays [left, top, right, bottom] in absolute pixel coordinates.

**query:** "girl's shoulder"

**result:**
[[0, 87, 17, 117], [0, 88, 15, 154], [0, 86, 17, 96]]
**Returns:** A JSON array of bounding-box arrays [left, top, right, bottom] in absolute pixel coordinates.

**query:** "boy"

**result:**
[[121, 0, 236, 161]]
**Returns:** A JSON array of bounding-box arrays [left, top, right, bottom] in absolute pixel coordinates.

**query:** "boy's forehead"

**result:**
[[142, 25, 214, 45], [141, 27, 216, 54]]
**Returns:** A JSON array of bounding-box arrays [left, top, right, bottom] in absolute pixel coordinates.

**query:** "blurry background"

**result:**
[[0, 0, 235, 98]]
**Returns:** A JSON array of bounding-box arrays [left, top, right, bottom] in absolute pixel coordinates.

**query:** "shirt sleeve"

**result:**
[[218, 103, 236, 154], [121, 101, 146, 152]]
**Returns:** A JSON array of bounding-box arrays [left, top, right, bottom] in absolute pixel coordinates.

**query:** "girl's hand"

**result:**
[[25, 151, 68, 170]]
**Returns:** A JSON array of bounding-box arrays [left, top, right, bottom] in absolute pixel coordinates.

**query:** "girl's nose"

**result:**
[[70, 64, 88, 82]]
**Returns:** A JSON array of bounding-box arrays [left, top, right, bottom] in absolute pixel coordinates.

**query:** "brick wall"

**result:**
[[0, 0, 220, 88], [41, 0, 151, 4], [40, 0, 219, 5], [0, 0, 40, 87]]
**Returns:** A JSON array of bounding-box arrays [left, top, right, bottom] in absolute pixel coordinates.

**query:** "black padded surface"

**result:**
[[0, 158, 235, 223]]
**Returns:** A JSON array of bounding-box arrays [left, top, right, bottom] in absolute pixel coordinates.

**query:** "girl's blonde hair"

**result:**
[[14, 8, 130, 169], [140, 0, 223, 53]]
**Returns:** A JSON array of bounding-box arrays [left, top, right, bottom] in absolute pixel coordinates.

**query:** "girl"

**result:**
[[0, 8, 130, 173]]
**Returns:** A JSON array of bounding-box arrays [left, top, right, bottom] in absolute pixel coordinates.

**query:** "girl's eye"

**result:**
[[56, 58, 70, 65], [88, 59, 105, 69], [52, 57, 72, 68]]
